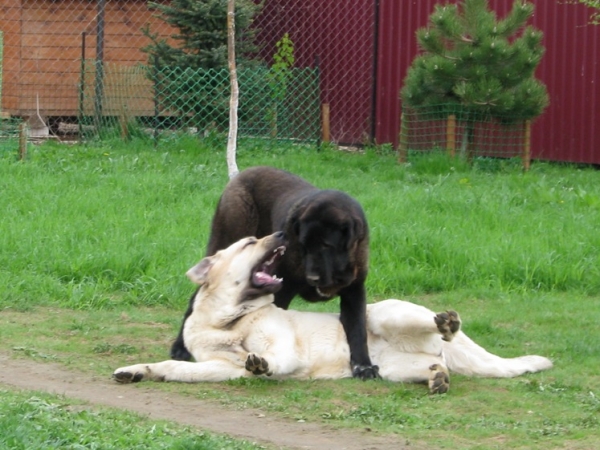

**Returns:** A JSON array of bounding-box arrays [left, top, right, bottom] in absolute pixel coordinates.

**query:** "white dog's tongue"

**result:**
[[253, 271, 281, 286]]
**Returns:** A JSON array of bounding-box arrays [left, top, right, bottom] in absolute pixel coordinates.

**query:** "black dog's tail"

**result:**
[[169, 288, 199, 361]]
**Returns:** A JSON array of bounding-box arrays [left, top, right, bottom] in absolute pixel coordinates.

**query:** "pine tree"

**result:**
[[401, 0, 549, 123], [143, 0, 262, 69], [142, 0, 263, 132]]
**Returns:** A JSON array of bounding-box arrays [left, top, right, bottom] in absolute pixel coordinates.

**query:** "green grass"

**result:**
[[1, 136, 600, 449], [0, 388, 265, 450]]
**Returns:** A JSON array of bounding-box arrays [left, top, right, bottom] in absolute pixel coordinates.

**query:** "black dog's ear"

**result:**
[[353, 217, 365, 240], [186, 256, 215, 285], [293, 218, 301, 236], [341, 216, 365, 249], [288, 209, 302, 237]]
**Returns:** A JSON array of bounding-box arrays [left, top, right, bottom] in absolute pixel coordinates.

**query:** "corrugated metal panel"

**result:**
[[375, 0, 437, 147], [530, 0, 599, 163], [375, 0, 600, 164], [254, 0, 376, 144]]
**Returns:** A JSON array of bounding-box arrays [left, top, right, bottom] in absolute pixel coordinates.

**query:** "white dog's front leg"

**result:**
[[245, 353, 272, 376], [113, 359, 248, 383], [243, 318, 303, 378]]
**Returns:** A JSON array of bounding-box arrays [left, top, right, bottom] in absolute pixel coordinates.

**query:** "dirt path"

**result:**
[[0, 355, 418, 450]]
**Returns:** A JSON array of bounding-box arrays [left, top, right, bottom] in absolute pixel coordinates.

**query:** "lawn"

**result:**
[[1, 135, 599, 449]]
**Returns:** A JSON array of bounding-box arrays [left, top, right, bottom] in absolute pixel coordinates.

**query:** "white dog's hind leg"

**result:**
[[375, 351, 442, 379], [443, 332, 553, 377], [368, 300, 459, 339], [367, 300, 459, 393], [113, 360, 248, 383], [433, 310, 461, 341], [428, 364, 450, 394], [367, 300, 460, 356]]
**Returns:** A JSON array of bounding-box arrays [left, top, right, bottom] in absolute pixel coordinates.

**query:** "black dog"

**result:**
[[171, 166, 379, 379]]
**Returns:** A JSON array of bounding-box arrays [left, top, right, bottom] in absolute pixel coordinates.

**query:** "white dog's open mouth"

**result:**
[[252, 245, 285, 288]]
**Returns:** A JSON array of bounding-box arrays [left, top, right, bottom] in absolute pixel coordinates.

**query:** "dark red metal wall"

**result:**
[[375, 0, 600, 164], [254, 0, 376, 144]]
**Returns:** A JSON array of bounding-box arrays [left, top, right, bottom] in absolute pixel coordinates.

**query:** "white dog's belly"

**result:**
[[272, 310, 353, 379]]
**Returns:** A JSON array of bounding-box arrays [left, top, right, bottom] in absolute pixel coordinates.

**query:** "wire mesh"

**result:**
[[399, 105, 530, 166], [0, 0, 374, 146]]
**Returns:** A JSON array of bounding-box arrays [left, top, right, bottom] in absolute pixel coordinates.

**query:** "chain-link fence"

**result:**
[[78, 62, 320, 142], [0, 0, 376, 146], [0, 0, 540, 164]]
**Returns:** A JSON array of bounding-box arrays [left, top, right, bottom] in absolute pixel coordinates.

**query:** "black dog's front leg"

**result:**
[[169, 288, 199, 361], [273, 282, 299, 310], [339, 283, 379, 380]]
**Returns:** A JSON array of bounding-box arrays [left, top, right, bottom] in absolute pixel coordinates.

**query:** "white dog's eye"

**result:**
[[243, 238, 257, 248]]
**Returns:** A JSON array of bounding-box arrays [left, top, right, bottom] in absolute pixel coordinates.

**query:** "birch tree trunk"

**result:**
[[226, 0, 239, 179]]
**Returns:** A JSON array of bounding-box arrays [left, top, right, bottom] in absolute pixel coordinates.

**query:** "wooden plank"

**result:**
[[398, 112, 408, 163], [0, 36, 20, 71], [19, 54, 153, 67], [22, 7, 97, 24], [15, 95, 156, 116], [2, 95, 19, 111], [22, 47, 85, 60], [0, 0, 22, 8], [446, 114, 456, 157], [2, 0, 173, 117], [19, 33, 169, 50], [0, 20, 21, 34], [321, 103, 330, 143], [17, 71, 81, 85], [21, 0, 169, 15], [523, 120, 531, 171], [22, 21, 169, 37]]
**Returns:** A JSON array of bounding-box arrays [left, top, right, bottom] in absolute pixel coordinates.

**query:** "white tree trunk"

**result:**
[[226, 0, 239, 179]]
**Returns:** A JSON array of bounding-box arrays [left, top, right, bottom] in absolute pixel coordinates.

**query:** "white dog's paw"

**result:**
[[245, 353, 272, 376], [434, 310, 461, 341], [112, 365, 152, 384], [428, 364, 450, 394]]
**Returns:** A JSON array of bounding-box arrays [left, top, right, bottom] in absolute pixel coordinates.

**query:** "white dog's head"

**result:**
[[186, 232, 287, 306]]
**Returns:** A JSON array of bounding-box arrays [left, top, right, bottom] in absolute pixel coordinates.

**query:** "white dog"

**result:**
[[113, 232, 552, 393]]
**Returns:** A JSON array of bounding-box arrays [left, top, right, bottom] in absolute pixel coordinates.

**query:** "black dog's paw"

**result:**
[[352, 364, 380, 380], [434, 310, 461, 341], [428, 364, 450, 394], [245, 353, 272, 376]]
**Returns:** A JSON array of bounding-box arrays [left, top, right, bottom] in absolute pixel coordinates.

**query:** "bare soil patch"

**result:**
[[0, 354, 420, 450]]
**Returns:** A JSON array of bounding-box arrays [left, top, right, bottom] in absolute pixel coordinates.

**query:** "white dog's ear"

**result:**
[[186, 257, 214, 284]]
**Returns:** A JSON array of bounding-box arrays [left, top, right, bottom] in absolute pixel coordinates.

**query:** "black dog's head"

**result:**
[[289, 190, 368, 298]]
